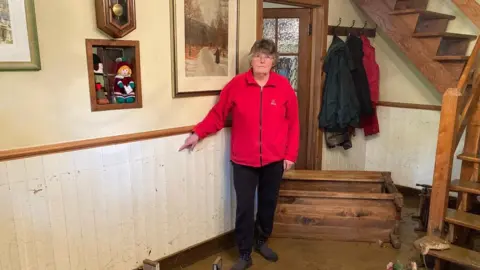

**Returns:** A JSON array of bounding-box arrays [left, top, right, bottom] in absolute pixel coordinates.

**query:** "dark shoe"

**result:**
[[254, 243, 278, 262], [230, 257, 252, 270]]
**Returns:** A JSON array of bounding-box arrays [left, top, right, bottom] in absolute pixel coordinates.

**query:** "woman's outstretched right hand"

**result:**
[[178, 133, 200, 151]]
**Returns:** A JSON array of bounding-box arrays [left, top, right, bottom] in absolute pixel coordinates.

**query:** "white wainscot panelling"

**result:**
[[364, 107, 464, 188], [0, 129, 234, 270], [322, 129, 367, 171], [321, 106, 464, 188]]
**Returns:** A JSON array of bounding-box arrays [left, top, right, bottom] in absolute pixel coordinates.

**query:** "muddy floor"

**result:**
[[186, 197, 429, 270]]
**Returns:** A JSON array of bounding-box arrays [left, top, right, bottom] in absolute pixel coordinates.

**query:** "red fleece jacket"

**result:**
[[193, 69, 300, 168]]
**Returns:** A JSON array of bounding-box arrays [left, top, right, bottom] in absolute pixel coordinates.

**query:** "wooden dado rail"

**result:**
[[0, 125, 197, 162], [0, 101, 441, 162]]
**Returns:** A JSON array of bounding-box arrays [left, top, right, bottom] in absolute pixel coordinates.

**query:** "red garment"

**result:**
[[193, 69, 300, 167], [360, 35, 380, 136]]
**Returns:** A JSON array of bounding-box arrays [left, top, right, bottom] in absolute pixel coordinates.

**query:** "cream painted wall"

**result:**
[[1, 0, 257, 151], [321, 0, 476, 188]]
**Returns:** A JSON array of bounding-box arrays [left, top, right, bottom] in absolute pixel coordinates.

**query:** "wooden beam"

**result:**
[[427, 88, 463, 237], [265, 0, 326, 7], [307, 5, 327, 170], [451, 0, 480, 29], [257, 0, 263, 40], [377, 101, 441, 111]]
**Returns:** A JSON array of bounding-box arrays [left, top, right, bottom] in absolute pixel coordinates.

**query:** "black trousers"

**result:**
[[232, 160, 284, 255]]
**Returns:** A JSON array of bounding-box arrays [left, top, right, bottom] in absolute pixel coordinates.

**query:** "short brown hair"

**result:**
[[249, 39, 278, 62]]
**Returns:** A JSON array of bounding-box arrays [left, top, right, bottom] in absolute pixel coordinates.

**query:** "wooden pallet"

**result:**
[[272, 170, 403, 248]]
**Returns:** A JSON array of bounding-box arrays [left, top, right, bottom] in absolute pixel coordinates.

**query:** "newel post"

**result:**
[[427, 88, 462, 237]]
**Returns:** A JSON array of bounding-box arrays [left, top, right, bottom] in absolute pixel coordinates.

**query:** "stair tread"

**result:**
[[414, 236, 480, 269], [353, 0, 460, 93], [412, 32, 477, 39], [445, 208, 480, 230], [389, 9, 456, 20], [283, 170, 385, 182], [451, 179, 480, 195], [433, 55, 470, 61], [458, 153, 480, 162], [279, 190, 396, 200]]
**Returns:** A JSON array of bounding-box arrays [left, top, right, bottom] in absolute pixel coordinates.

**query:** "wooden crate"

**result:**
[[272, 170, 403, 248]]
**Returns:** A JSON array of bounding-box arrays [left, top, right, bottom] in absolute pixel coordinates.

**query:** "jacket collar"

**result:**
[[245, 68, 277, 87]]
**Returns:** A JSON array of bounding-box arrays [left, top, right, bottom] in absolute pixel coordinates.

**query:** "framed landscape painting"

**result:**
[[0, 0, 41, 71], [170, 0, 239, 97]]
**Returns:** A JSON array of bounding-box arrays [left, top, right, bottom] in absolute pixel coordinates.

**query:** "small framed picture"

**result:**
[[85, 39, 142, 111], [0, 0, 41, 71]]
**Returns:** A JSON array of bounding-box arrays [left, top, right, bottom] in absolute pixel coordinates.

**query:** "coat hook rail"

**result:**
[[327, 18, 376, 38]]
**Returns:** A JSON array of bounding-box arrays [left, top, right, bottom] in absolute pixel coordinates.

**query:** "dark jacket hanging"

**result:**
[[346, 34, 373, 116], [318, 35, 360, 149]]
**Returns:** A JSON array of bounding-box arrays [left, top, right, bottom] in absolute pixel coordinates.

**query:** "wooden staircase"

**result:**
[[352, 0, 480, 268], [353, 0, 476, 93]]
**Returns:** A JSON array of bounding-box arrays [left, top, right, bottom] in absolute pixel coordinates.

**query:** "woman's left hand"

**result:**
[[283, 160, 294, 171]]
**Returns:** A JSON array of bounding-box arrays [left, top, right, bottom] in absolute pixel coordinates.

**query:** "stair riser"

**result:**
[[395, 0, 429, 10], [415, 18, 450, 33], [385, 0, 398, 10], [438, 38, 471, 56]]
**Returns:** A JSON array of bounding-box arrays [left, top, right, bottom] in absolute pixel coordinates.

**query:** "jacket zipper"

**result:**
[[259, 86, 263, 166]]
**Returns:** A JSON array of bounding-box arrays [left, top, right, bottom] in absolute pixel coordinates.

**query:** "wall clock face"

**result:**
[[95, 0, 136, 38]]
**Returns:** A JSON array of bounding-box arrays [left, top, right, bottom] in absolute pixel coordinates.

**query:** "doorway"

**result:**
[[262, 6, 312, 169]]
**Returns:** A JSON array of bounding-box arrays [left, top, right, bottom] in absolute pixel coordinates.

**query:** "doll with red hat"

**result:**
[[114, 57, 136, 103]]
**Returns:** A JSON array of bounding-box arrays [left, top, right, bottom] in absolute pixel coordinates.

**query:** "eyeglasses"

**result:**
[[252, 53, 274, 61]]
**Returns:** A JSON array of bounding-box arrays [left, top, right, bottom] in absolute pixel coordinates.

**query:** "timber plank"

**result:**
[[450, 179, 480, 195], [434, 56, 470, 61], [389, 9, 456, 20], [277, 201, 397, 219], [458, 153, 480, 163], [274, 212, 396, 228], [414, 236, 480, 269], [279, 190, 396, 200], [280, 180, 383, 193], [445, 208, 480, 231], [412, 32, 477, 39], [283, 170, 385, 182], [273, 223, 391, 243]]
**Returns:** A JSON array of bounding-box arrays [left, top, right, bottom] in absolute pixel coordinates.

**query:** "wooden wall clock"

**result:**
[[95, 0, 136, 38]]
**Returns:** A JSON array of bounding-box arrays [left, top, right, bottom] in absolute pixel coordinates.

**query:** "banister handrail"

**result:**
[[457, 36, 480, 92]]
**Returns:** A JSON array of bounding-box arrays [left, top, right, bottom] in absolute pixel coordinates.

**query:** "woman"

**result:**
[[179, 39, 300, 270]]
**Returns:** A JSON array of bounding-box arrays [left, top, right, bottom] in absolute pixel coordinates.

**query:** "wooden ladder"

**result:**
[[414, 36, 480, 269]]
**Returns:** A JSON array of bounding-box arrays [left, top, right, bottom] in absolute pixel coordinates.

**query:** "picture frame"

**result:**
[[0, 0, 41, 71], [85, 39, 142, 112], [170, 0, 240, 98]]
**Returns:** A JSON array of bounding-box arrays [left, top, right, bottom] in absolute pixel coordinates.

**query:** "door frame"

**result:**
[[257, 0, 328, 170], [263, 8, 312, 169]]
